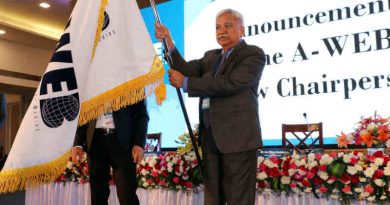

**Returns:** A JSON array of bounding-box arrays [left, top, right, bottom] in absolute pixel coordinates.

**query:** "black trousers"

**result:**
[[201, 126, 258, 205], [88, 131, 139, 205]]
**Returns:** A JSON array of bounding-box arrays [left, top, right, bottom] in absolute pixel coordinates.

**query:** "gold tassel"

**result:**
[[91, 0, 108, 61], [0, 150, 71, 193], [155, 82, 166, 105], [78, 56, 165, 126]]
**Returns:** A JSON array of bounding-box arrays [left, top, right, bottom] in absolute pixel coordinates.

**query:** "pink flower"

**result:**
[[151, 171, 158, 177], [269, 167, 281, 177], [318, 186, 328, 193], [184, 181, 193, 188], [350, 157, 358, 165], [289, 162, 297, 169], [259, 163, 267, 171], [366, 155, 375, 162], [340, 174, 351, 183], [319, 165, 327, 172], [302, 179, 310, 187], [351, 175, 359, 184], [315, 153, 322, 161], [289, 182, 297, 188], [306, 171, 315, 179], [372, 169, 384, 180], [314, 177, 323, 185], [269, 156, 279, 164], [159, 180, 166, 186], [342, 185, 351, 193], [257, 181, 266, 188], [173, 177, 180, 184], [364, 185, 374, 193]]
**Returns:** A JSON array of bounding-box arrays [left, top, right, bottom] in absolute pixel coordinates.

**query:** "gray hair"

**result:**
[[216, 9, 244, 26]]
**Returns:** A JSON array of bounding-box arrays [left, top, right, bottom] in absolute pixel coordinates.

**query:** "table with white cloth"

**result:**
[[25, 182, 372, 205]]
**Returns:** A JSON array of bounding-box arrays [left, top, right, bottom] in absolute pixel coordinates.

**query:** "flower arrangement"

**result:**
[[136, 126, 203, 191], [56, 153, 89, 184], [337, 113, 390, 148], [256, 151, 390, 204], [136, 152, 202, 191]]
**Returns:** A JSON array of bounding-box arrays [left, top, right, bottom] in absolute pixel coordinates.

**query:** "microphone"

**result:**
[[303, 112, 315, 153]]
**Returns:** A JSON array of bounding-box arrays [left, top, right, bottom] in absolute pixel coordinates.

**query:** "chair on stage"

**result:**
[[145, 132, 162, 153], [282, 123, 323, 153]]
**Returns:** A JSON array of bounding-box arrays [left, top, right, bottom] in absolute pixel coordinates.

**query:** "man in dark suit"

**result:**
[[0, 93, 6, 129], [71, 100, 149, 205], [155, 8, 265, 205]]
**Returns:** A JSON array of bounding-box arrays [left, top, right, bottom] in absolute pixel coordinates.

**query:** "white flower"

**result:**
[[281, 176, 291, 184], [308, 161, 318, 169], [354, 187, 363, 193], [355, 164, 363, 172], [143, 182, 148, 187], [257, 172, 268, 180], [263, 159, 277, 168], [380, 195, 387, 200], [374, 158, 384, 166], [318, 171, 329, 181], [347, 166, 358, 175], [374, 179, 385, 187], [179, 165, 184, 173], [357, 152, 364, 158], [288, 169, 297, 176], [141, 169, 149, 176], [359, 177, 366, 182], [364, 168, 375, 178], [167, 162, 174, 172], [297, 169, 306, 176], [343, 155, 351, 163], [308, 153, 315, 161], [292, 187, 300, 193], [140, 160, 146, 166], [319, 154, 333, 165], [384, 166, 390, 176], [304, 188, 312, 193], [360, 192, 370, 198], [337, 152, 344, 158], [386, 139, 390, 148], [330, 194, 339, 199], [367, 196, 375, 202], [257, 156, 265, 165]]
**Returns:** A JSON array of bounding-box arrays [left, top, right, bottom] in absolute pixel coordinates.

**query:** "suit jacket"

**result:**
[[171, 40, 266, 153], [73, 100, 149, 152]]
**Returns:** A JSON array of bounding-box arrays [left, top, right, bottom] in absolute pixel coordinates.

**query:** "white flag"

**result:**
[[0, 0, 165, 193]]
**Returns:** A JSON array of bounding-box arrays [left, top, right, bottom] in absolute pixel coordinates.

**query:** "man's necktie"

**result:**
[[213, 49, 232, 77]]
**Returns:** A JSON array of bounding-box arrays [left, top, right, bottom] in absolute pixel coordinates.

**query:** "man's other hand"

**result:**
[[71, 146, 84, 167], [168, 69, 184, 88], [132, 145, 144, 165]]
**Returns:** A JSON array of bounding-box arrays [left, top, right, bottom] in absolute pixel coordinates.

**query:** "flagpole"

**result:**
[[149, 0, 204, 179]]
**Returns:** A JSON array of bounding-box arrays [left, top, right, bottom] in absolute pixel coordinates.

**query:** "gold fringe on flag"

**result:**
[[91, 0, 108, 61], [78, 56, 165, 126], [0, 150, 71, 193]]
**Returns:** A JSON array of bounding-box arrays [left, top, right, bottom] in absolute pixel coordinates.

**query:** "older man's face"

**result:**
[[216, 13, 244, 51]]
